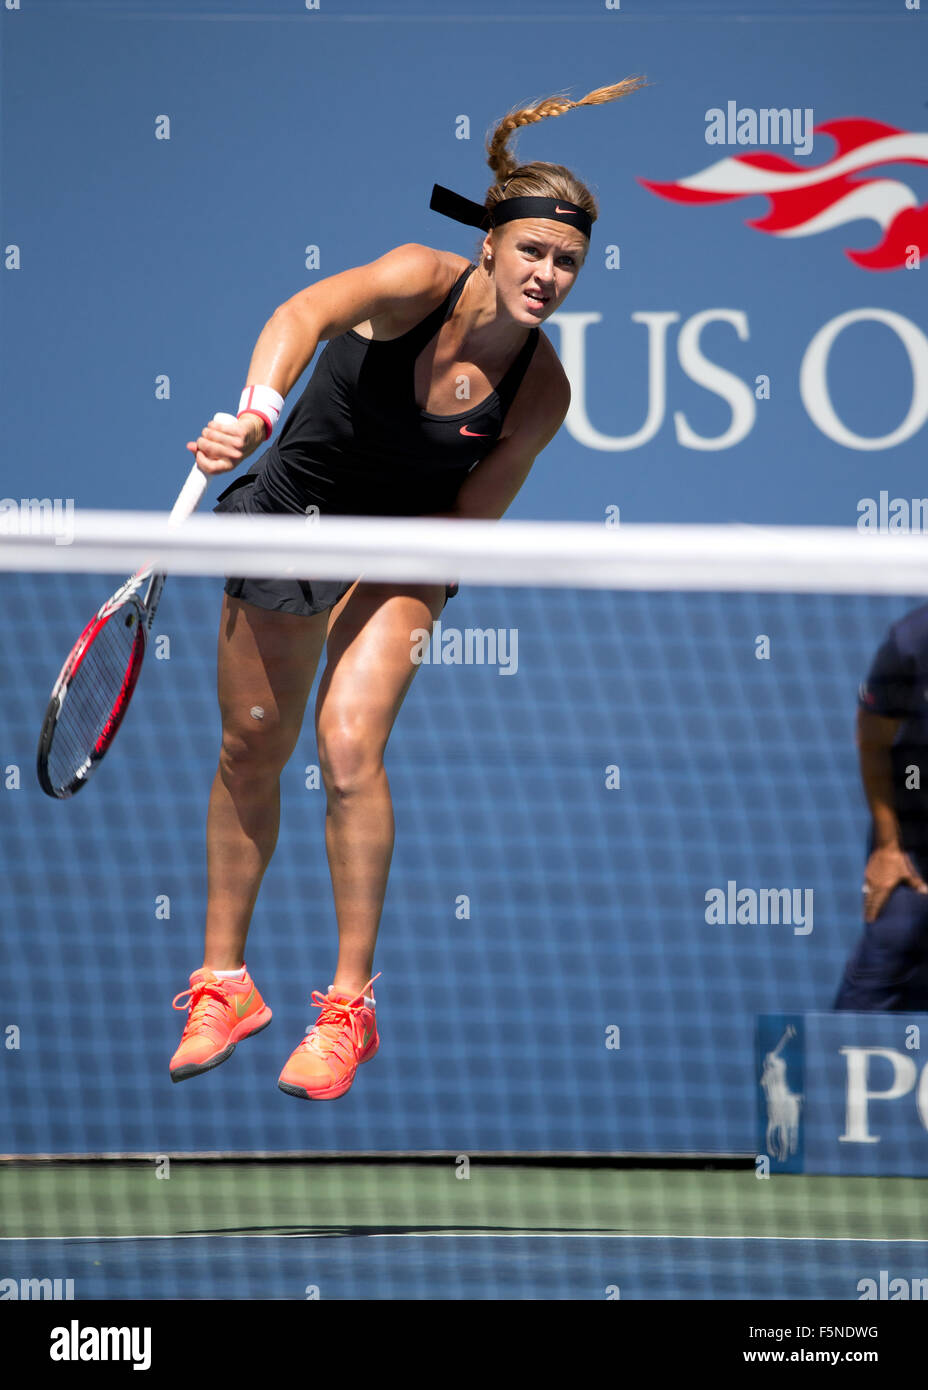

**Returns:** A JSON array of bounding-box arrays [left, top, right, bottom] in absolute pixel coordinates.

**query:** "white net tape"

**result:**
[[3, 511, 928, 593]]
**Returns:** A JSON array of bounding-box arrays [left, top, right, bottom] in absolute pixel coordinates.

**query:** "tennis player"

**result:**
[[834, 603, 928, 1011], [169, 79, 644, 1099]]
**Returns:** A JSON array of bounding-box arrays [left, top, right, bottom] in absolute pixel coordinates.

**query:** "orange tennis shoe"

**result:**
[[169, 966, 272, 1083], [278, 974, 381, 1101]]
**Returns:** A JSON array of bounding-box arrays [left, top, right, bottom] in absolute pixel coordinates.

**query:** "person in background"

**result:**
[[835, 603, 928, 1011]]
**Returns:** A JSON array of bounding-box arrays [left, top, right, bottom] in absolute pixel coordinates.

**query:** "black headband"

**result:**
[[430, 182, 592, 240]]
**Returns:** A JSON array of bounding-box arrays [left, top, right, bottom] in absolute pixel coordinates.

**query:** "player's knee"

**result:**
[[317, 722, 383, 800], [219, 710, 296, 781]]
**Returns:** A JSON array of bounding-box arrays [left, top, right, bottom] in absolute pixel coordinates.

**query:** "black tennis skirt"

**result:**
[[214, 468, 458, 618]]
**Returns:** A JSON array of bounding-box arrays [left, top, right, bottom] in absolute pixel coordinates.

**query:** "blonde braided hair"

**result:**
[[480, 78, 646, 245]]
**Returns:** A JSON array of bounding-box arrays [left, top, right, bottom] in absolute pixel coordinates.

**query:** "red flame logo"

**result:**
[[640, 118, 928, 270]]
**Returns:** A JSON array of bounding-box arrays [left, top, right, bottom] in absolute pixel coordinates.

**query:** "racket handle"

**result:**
[[169, 463, 208, 525], [169, 411, 239, 524]]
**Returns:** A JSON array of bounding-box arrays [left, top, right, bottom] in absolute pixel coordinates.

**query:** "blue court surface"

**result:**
[[3, 1234, 928, 1301]]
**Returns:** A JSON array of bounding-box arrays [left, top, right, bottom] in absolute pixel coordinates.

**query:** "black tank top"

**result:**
[[252, 262, 539, 517]]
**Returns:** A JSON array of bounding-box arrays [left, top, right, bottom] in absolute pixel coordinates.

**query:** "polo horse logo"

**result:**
[[760, 1025, 803, 1162]]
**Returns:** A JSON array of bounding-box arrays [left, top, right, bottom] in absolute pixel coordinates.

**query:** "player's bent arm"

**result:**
[[857, 707, 903, 849], [190, 244, 445, 472], [442, 369, 571, 521], [245, 243, 445, 399]]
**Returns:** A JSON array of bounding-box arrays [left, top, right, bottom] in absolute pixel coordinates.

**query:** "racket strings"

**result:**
[[46, 606, 144, 791]]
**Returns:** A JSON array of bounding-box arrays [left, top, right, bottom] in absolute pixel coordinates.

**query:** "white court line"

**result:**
[[1, 1233, 926, 1243]]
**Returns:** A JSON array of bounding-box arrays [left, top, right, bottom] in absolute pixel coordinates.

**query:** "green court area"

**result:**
[[1, 1162, 924, 1240]]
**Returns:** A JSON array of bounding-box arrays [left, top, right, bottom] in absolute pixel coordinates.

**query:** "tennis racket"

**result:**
[[36, 413, 238, 799]]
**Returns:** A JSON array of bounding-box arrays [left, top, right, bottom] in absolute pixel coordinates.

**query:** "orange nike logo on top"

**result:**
[[555, 205, 574, 214], [459, 425, 489, 436], [234, 986, 256, 1018]]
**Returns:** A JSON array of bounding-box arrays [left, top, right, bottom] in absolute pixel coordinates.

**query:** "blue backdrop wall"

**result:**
[[1, 0, 927, 1158]]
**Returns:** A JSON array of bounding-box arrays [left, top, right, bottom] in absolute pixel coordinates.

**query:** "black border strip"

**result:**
[[0, 1151, 753, 1169]]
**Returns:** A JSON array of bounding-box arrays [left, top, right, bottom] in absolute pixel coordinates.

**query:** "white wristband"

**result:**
[[238, 384, 285, 440]]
